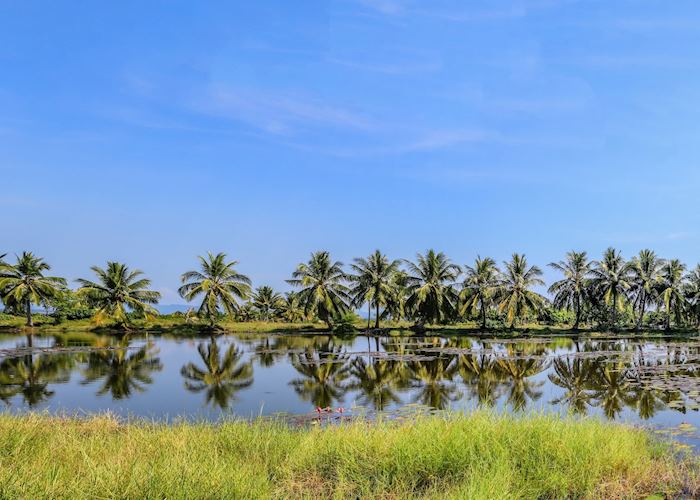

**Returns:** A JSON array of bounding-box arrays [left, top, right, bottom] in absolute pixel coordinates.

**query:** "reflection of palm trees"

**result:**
[[82, 341, 162, 400], [496, 348, 549, 411], [590, 362, 633, 420], [290, 347, 350, 408], [181, 340, 253, 409], [457, 353, 503, 407], [0, 349, 73, 407], [548, 357, 595, 415], [409, 356, 460, 410], [349, 358, 400, 411]]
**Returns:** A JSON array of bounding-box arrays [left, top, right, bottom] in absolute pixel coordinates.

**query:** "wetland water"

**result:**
[[2, 331, 700, 446]]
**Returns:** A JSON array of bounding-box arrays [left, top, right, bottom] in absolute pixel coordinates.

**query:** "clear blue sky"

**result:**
[[2, 1, 700, 303]]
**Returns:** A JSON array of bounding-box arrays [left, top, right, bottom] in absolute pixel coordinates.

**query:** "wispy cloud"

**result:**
[[326, 57, 441, 74], [193, 85, 378, 135], [354, 0, 579, 21]]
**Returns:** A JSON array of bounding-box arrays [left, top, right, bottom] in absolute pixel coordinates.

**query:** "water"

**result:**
[[2, 331, 700, 446]]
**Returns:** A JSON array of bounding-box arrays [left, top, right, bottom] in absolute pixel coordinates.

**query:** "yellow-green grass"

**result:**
[[0, 412, 695, 499]]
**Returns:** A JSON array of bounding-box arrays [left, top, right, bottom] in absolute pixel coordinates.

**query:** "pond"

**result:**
[[2, 331, 700, 446]]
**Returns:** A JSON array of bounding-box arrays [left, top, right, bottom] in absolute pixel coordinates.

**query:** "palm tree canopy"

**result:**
[[287, 251, 351, 326], [76, 261, 160, 326], [404, 249, 461, 324], [0, 252, 66, 311], [496, 253, 545, 326], [251, 286, 283, 319], [460, 256, 499, 317], [179, 252, 252, 323], [348, 250, 400, 308], [589, 247, 632, 308]]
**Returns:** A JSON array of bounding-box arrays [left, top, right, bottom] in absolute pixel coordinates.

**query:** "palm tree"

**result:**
[[496, 346, 549, 411], [0, 252, 66, 327], [404, 250, 460, 327], [287, 251, 351, 329], [81, 341, 162, 399], [460, 256, 500, 330], [178, 252, 252, 326], [181, 340, 253, 409], [277, 292, 306, 323], [496, 254, 545, 328], [251, 286, 283, 321], [548, 251, 592, 331], [409, 356, 460, 409], [685, 265, 700, 329], [76, 262, 160, 328], [657, 259, 687, 331], [589, 248, 632, 328], [0, 346, 73, 406], [349, 250, 401, 330], [628, 250, 662, 330]]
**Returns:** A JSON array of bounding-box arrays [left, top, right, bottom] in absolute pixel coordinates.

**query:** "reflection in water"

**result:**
[[82, 341, 163, 400], [0, 350, 73, 406], [290, 345, 350, 408], [181, 340, 253, 409], [4, 332, 700, 424]]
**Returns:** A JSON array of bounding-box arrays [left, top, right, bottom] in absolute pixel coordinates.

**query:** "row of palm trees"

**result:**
[[2, 248, 700, 330]]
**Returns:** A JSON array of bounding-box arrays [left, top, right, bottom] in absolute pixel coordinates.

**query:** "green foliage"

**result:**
[[333, 312, 360, 333], [496, 254, 545, 328], [179, 252, 252, 326], [404, 250, 460, 326], [287, 251, 351, 328], [76, 262, 160, 328], [49, 289, 94, 323]]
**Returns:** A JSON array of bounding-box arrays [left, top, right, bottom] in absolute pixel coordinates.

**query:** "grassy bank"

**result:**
[[0, 413, 695, 499], [2, 315, 698, 337]]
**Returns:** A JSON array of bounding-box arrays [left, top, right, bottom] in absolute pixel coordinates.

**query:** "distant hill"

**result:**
[[156, 304, 192, 314]]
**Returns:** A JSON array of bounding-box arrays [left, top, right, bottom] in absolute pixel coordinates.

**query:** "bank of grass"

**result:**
[[0, 412, 696, 499], [1, 314, 698, 337]]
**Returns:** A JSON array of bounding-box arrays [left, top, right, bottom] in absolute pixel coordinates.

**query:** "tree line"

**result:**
[[1, 248, 699, 331]]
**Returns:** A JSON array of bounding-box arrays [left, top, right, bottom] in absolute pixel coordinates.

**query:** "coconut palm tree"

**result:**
[[250, 286, 283, 321], [76, 262, 160, 328], [409, 355, 460, 409], [178, 252, 252, 326], [685, 265, 700, 329], [628, 250, 662, 330], [548, 251, 592, 331], [287, 251, 351, 329], [404, 250, 460, 327], [181, 340, 253, 409], [277, 292, 306, 323], [460, 256, 500, 330], [495, 254, 545, 328], [349, 250, 401, 330], [0, 252, 66, 327], [589, 248, 632, 328], [0, 347, 73, 406], [657, 259, 687, 331]]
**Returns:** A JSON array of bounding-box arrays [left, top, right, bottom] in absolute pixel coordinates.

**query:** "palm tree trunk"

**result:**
[[636, 292, 645, 331], [573, 295, 580, 331], [375, 302, 380, 330], [367, 302, 371, 331], [481, 301, 487, 330], [665, 302, 671, 331], [25, 298, 33, 327], [611, 290, 617, 329]]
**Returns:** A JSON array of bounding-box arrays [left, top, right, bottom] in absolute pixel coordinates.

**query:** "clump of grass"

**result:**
[[0, 412, 695, 499]]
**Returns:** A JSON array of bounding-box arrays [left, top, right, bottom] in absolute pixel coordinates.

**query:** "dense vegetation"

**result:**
[[2, 248, 700, 331], [0, 412, 695, 499]]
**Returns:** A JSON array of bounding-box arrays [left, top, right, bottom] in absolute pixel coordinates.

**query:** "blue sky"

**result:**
[[2, 0, 700, 304]]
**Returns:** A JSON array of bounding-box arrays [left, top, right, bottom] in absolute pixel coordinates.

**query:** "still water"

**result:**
[[2, 331, 700, 439]]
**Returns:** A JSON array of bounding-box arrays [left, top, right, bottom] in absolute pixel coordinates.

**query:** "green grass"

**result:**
[[1, 314, 698, 337], [0, 412, 695, 499]]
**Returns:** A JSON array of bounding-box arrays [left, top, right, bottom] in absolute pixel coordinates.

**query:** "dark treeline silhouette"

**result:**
[[2, 248, 700, 331]]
